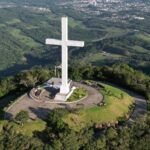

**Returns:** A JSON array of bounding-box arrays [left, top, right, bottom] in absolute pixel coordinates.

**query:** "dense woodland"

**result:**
[[0, 110, 149, 150], [0, 63, 149, 150]]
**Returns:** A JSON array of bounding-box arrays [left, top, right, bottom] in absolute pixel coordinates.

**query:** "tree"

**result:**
[[19, 72, 38, 88], [15, 111, 29, 125], [106, 127, 118, 140]]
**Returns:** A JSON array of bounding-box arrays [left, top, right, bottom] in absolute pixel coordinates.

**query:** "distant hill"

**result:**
[[0, 0, 150, 77]]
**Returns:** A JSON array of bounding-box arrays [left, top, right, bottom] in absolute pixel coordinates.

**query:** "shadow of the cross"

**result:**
[[29, 107, 52, 120], [3, 112, 13, 120]]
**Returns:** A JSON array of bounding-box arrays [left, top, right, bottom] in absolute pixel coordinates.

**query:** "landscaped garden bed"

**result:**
[[67, 88, 87, 102]]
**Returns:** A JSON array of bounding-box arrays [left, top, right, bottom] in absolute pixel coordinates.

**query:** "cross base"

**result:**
[[55, 86, 76, 101], [60, 85, 70, 94]]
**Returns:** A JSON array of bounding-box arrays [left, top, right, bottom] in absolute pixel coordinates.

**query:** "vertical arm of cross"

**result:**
[[60, 17, 70, 94], [45, 16, 85, 95], [62, 17, 68, 41]]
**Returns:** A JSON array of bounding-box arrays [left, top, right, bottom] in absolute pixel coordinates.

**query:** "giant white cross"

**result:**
[[46, 17, 84, 94]]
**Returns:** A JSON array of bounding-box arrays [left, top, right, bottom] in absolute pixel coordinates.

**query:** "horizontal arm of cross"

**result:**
[[46, 39, 62, 46], [67, 40, 84, 47]]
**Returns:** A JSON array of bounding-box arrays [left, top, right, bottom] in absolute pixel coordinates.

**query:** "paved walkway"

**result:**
[[4, 82, 103, 120], [4, 82, 147, 123]]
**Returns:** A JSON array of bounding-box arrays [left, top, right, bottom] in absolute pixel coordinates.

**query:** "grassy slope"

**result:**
[[8, 28, 39, 47], [0, 119, 46, 137], [0, 7, 88, 72], [0, 120, 7, 132], [132, 45, 150, 54], [63, 83, 134, 131], [0, 5, 150, 74], [135, 33, 150, 42], [80, 52, 124, 66]]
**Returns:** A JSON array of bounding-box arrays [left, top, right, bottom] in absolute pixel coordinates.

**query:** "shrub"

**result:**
[[15, 110, 29, 125]]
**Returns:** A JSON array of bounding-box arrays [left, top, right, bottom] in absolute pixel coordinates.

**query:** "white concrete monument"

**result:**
[[46, 17, 84, 101]]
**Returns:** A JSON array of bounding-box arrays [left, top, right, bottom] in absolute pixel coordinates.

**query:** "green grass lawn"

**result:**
[[132, 45, 150, 54], [67, 88, 87, 102], [69, 17, 84, 28], [13, 120, 46, 136], [6, 18, 21, 25], [135, 33, 150, 42], [81, 52, 124, 66], [63, 82, 134, 131], [0, 24, 5, 27], [106, 27, 129, 37], [25, 24, 39, 30], [0, 120, 8, 132], [0, 119, 46, 137]]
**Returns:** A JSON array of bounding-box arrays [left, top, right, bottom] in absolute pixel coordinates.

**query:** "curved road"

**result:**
[[127, 92, 147, 124], [101, 82, 147, 123]]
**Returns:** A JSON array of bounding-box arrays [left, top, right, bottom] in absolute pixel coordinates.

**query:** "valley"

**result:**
[[0, 0, 150, 78]]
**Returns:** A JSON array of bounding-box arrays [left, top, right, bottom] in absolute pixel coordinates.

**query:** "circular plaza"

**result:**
[[5, 81, 103, 120]]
